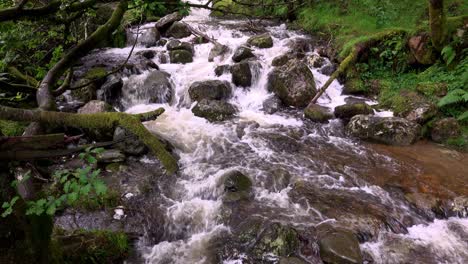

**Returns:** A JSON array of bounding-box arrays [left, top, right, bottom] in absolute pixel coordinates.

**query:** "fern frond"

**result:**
[[457, 111, 468, 122], [438, 89, 467, 107]]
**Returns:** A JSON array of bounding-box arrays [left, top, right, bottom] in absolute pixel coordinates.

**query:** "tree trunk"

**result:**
[[428, 0, 447, 51]]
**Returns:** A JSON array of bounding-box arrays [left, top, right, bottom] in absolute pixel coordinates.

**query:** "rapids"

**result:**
[[97, 1, 468, 263]]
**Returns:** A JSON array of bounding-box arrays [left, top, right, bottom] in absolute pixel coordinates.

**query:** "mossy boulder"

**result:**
[[347, 115, 421, 145], [343, 78, 368, 95], [232, 45, 255, 62], [416, 82, 448, 97], [408, 34, 437, 65], [267, 59, 317, 107], [222, 170, 253, 202], [85, 67, 108, 81], [71, 80, 98, 103], [192, 99, 238, 122], [272, 54, 292, 67], [262, 95, 282, 114], [97, 149, 126, 163], [113, 126, 148, 156], [317, 224, 363, 264], [166, 21, 191, 38], [230, 61, 254, 88], [431, 118, 461, 143], [247, 33, 274, 49], [155, 12, 183, 32], [169, 49, 193, 64], [304, 104, 334, 123], [209, 44, 230, 62], [395, 91, 438, 124], [334, 102, 373, 120], [166, 40, 194, 53], [251, 223, 300, 260], [188, 80, 232, 101]]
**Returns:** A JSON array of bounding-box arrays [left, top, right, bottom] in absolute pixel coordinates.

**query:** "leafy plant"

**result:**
[[442, 45, 456, 66], [438, 89, 468, 107]]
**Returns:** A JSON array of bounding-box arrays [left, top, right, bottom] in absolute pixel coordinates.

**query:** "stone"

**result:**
[[262, 96, 282, 114], [166, 40, 194, 53], [398, 91, 437, 124], [214, 65, 230, 76], [155, 12, 183, 32], [334, 103, 373, 120], [78, 100, 114, 114], [408, 34, 437, 65], [431, 118, 461, 143], [97, 74, 123, 106], [166, 22, 191, 39], [347, 115, 421, 145], [304, 104, 334, 123], [169, 49, 193, 64], [267, 59, 317, 107], [156, 39, 168, 46], [192, 99, 237, 122], [113, 126, 148, 156], [416, 82, 448, 97], [230, 61, 253, 87], [138, 27, 160, 47], [343, 78, 368, 95], [125, 70, 173, 104], [247, 33, 273, 48], [209, 44, 230, 62], [97, 149, 125, 163], [222, 170, 253, 202], [317, 224, 363, 264], [287, 38, 313, 53], [136, 50, 156, 59], [188, 80, 232, 101], [71, 79, 97, 103], [251, 223, 300, 260], [319, 64, 336, 76], [308, 54, 326, 68], [272, 54, 291, 67], [232, 46, 255, 62]]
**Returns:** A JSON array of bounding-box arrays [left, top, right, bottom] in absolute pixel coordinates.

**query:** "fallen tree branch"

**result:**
[[7, 66, 39, 87]]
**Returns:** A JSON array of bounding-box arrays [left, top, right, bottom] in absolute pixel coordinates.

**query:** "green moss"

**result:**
[[85, 67, 108, 80], [0, 119, 27, 136]]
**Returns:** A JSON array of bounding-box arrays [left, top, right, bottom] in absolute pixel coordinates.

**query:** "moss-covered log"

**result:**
[[0, 106, 178, 174], [428, 0, 447, 51]]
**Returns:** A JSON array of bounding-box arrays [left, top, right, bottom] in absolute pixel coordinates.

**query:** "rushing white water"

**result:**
[[99, 1, 468, 263]]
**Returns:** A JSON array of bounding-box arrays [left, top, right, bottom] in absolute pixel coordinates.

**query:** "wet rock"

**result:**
[[97, 74, 123, 106], [156, 39, 168, 46], [215, 64, 230, 76], [236, 121, 260, 139], [279, 257, 308, 264], [347, 115, 421, 145], [304, 103, 334, 123], [287, 38, 313, 53], [267, 59, 317, 107], [188, 80, 232, 101], [158, 52, 168, 64], [71, 79, 97, 103], [192, 99, 237, 122], [155, 12, 183, 32], [334, 102, 373, 120], [136, 50, 156, 59], [232, 45, 255, 62], [247, 33, 273, 48], [317, 224, 363, 264], [251, 223, 300, 260], [231, 60, 260, 88], [397, 91, 437, 124], [166, 22, 191, 39], [113, 126, 148, 156], [262, 95, 282, 114], [170, 49, 193, 64], [209, 44, 230, 62], [137, 27, 160, 47], [319, 64, 336, 76], [431, 118, 461, 143], [97, 149, 125, 163], [126, 70, 173, 103], [222, 170, 253, 202], [272, 54, 291, 67], [166, 40, 194, 53], [308, 54, 326, 68], [408, 34, 437, 65], [78, 100, 114, 114]]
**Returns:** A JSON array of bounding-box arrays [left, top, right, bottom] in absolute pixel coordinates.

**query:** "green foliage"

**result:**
[[442, 45, 456, 65], [0, 119, 27, 136], [1, 147, 109, 218], [438, 89, 468, 107]]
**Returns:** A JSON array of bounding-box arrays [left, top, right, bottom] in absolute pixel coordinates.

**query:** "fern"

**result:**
[[441, 46, 456, 66], [438, 89, 468, 107], [458, 111, 468, 122]]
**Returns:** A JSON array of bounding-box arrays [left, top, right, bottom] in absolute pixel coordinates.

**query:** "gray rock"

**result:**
[[209, 44, 230, 62], [396, 90, 438, 124], [166, 40, 194, 53], [97, 74, 123, 106], [138, 27, 160, 47], [156, 39, 168, 46], [166, 22, 191, 39], [267, 59, 317, 107], [125, 70, 173, 104], [247, 33, 273, 48], [188, 80, 232, 101], [272, 54, 291, 67], [136, 50, 157, 59], [232, 46, 255, 62], [431, 118, 461, 143], [222, 170, 253, 202], [319, 64, 336, 76], [155, 12, 183, 32], [231, 61, 252, 87], [287, 38, 313, 53], [304, 104, 334, 123], [334, 102, 373, 120], [317, 224, 363, 264], [113, 127, 148, 156], [215, 64, 230, 76], [192, 99, 237, 122], [347, 115, 421, 145], [262, 96, 282, 114], [170, 49, 193, 64], [97, 149, 125, 163], [78, 100, 114, 114]]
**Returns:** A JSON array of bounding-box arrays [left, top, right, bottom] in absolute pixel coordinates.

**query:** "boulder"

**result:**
[[192, 99, 237, 122], [262, 96, 282, 114], [287, 38, 313, 53], [319, 64, 336, 76], [230, 61, 253, 87], [97, 74, 123, 106], [156, 39, 168, 47], [113, 126, 148, 156], [334, 102, 373, 120], [71, 79, 97, 103], [408, 34, 437, 65], [431, 118, 461, 143], [247, 33, 273, 48], [416, 82, 448, 97], [214, 64, 230, 76], [137, 27, 160, 47], [136, 50, 156, 59], [222, 170, 253, 202], [97, 149, 125, 163], [397, 91, 437, 124], [317, 224, 363, 264], [304, 104, 334, 123], [188, 80, 232, 101], [272, 54, 291, 67], [166, 40, 194, 53], [232, 46, 255, 62], [347, 115, 421, 145], [78, 100, 114, 114], [166, 21, 191, 39], [209, 44, 230, 62], [307, 54, 326, 68], [125, 70, 173, 104], [155, 12, 183, 32], [267, 59, 317, 107], [251, 223, 300, 260], [169, 49, 193, 64]]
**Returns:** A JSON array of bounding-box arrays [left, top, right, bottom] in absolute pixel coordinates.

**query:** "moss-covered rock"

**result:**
[[416, 82, 448, 97], [230, 61, 254, 88], [192, 99, 238, 122], [334, 102, 373, 120], [222, 170, 253, 202], [188, 80, 232, 101], [408, 34, 437, 65], [166, 21, 191, 39], [251, 223, 300, 260], [232, 45, 255, 62], [169, 49, 193, 64], [247, 33, 274, 49], [304, 104, 334, 123], [343, 78, 368, 95], [431, 118, 461, 143], [85, 67, 108, 81]]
